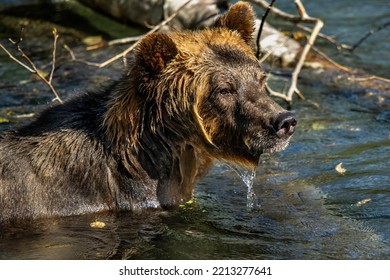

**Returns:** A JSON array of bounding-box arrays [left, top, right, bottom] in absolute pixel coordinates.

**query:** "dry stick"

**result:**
[[253, 1, 390, 86], [63, 0, 192, 68], [108, 35, 145, 46], [97, 0, 193, 68], [0, 43, 34, 72], [312, 47, 390, 83], [63, 44, 101, 67], [348, 20, 390, 52], [249, 0, 323, 103], [248, 0, 344, 49], [348, 75, 390, 83], [0, 29, 63, 103], [296, 23, 352, 50], [312, 46, 353, 73], [249, 0, 304, 23], [266, 84, 289, 100], [287, 20, 323, 101], [285, 0, 323, 102], [49, 28, 58, 84]]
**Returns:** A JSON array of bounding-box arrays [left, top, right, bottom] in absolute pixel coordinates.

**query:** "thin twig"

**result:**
[[286, 10, 323, 102], [249, 0, 311, 23], [49, 28, 58, 84], [348, 20, 390, 52], [63, 44, 101, 67], [256, 0, 276, 59], [97, 0, 193, 68], [348, 75, 390, 83], [266, 83, 290, 101], [108, 35, 145, 46], [296, 23, 352, 50], [0, 43, 35, 72], [0, 28, 63, 103], [311, 46, 353, 73], [250, 0, 323, 103], [294, 0, 308, 19], [63, 0, 192, 68], [312, 47, 390, 83], [250, 0, 353, 50], [63, 44, 76, 60]]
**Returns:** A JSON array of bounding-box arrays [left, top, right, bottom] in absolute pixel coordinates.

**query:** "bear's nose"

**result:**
[[272, 112, 297, 138]]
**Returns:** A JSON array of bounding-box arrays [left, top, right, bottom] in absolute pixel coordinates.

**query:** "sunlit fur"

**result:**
[[0, 2, 294, 224]]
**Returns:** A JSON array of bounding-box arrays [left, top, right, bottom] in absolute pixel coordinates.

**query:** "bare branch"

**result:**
[[348, 75, 390, 83], [251, 0, 352, 50], [62, 1, 192, 69], [0, 30, 63, 103], [249, 0, 323, 103], [286, 16, 323, 102], [266, 83, 291, 102], [63, 44, 101, 67], [248, 0, 313, 23], [348, 20, 390, 52], [312, 47, 390, 83], [108, 35, 144, 46], [0, 43, 35, 72], [63, 44, 76, 60], [97, 0, 193, 68], [311, 46, 353, 73], [294, 0, 308, 19], [296, 23, 353, 50], [49, 28, 59, 84]]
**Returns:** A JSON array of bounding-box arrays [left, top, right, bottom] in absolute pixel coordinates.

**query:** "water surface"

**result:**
[[0, 0, 389, 259]]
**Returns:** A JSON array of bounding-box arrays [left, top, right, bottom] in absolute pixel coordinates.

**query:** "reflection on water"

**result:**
[[1, 85, 389, 259]]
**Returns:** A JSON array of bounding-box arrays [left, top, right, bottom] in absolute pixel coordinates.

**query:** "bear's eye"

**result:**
[[219, 89, 237, 96]]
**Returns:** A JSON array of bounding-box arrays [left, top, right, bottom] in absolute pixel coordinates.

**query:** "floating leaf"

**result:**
[[82, 36, 103, 46], [0, 117, 9, 124], [44, 243, 71, 249], [185, 199, 194, 205], [335, 162, 347, 174], [311, 122, 327, 131], [90, 220, 106, 228], [356, 198, 372, 207]]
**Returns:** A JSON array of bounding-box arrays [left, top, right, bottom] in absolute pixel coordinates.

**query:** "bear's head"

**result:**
[[107, 1, 297, 171]]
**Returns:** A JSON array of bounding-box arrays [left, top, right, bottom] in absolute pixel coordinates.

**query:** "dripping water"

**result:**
[[225, 163, 257, 209]]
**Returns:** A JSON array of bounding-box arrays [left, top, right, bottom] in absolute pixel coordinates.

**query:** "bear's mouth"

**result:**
[[244, 131, 293, 157]]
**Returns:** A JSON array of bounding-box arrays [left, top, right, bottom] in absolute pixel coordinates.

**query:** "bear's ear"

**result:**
[[214, 1, 255, 44], [135, 33, 178, 74]]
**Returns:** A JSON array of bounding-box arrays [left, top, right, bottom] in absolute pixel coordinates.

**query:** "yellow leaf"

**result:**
[[335, 162, 347, 174], [0, 117, 9, 124], [356, 198, 372, 206], [186, 199, 194, 205], [44, 243, 71, 249], [82, 36, 103, 46], [90, 221, 106, 228]]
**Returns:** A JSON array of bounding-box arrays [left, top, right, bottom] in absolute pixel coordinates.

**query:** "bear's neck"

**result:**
[[116, 126, 213, 208], [103, 81, 215, 208]]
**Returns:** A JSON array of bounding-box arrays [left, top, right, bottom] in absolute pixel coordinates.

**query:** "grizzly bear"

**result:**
[[0, 2, 296, 224]]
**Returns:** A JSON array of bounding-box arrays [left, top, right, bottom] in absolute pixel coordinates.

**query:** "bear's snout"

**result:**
[[271, 112, 297, 139]]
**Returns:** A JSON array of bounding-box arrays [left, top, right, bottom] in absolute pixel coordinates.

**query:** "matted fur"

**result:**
[[0, 2, 295, 224]]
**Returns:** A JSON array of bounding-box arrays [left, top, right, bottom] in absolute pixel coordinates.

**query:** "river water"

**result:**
[[0, 0, 389, 259]]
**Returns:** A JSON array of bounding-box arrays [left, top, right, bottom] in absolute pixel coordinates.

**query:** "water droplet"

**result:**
[[225, 163, 257, 209]]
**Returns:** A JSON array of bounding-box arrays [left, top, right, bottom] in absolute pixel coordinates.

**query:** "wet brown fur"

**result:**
[[0, 2, 294, 224]]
